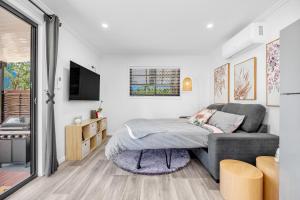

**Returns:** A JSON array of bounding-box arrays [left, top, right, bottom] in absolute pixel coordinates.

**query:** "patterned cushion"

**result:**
[[189, 109, 216, 126]]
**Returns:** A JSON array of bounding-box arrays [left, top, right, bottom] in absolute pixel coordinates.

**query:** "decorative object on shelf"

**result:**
[[182, 77, 192, 91], [73, 116, 82, 124], [90, 110, 97, 119], [214, 63, 230, 103], [234, 57, 257, 100], [96, 100, 104, 118], [266, 39, 280, 107]]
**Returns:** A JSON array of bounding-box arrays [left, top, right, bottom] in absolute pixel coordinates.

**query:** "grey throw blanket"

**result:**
[[125, 119, 167, 139], [105, 119, 212, 159]]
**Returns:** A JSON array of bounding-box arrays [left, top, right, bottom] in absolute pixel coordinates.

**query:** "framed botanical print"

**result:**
[[234, 57, 257, 100], [214, 63, 230, 103], [266, 39, 280, 106]]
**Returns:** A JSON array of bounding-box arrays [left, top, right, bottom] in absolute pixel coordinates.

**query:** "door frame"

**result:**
[[0, 1, 38, 199]]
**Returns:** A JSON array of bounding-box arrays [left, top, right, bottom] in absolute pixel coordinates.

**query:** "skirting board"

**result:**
[[58, 156, 65, 165], [36, 157, 65, 176]]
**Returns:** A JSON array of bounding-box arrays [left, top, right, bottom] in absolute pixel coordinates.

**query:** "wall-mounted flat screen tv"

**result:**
[[69, 61, 100, 100]]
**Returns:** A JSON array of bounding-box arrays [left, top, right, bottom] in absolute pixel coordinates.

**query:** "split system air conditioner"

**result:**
[[222, 23, 266, 59]]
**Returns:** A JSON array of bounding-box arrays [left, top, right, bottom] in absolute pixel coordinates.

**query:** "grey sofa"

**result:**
[[191, 103, 279, 181]]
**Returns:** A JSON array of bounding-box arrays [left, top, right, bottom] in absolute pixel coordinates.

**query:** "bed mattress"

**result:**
[[105, 119, 211, 159]]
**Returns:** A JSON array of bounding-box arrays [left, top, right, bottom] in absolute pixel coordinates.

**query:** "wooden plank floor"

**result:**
[[7, 141, 223, 200]]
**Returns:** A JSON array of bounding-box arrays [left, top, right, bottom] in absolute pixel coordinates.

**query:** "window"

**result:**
[[130, 68, 180, 96]]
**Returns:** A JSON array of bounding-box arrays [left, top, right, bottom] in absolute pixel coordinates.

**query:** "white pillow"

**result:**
[[208, 111, 245, 133]]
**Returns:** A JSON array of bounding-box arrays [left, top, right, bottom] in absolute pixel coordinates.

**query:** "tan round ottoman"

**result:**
[[256, 156, 279, 200], [220, 160, 263, 200]]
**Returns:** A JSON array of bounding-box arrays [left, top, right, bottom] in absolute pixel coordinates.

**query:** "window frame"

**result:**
[[0, 2, 38, 199], [129, 67, 181, 97]]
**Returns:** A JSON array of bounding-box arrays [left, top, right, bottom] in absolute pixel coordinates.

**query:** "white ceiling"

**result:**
[[41, 0, 280, 55], [0, 6, 31, 63]]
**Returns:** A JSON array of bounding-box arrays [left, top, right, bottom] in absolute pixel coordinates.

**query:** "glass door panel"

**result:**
[[0, 2, 37, 198]]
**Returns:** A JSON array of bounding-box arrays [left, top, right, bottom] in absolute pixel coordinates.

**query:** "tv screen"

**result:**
[[69, 61, 100, 100]]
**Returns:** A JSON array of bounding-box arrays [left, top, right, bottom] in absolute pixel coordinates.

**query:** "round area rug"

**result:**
[[112, 149, 190, 175]]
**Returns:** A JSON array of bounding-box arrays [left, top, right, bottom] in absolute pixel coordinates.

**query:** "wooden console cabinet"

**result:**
[[65, 118, 107, 160]]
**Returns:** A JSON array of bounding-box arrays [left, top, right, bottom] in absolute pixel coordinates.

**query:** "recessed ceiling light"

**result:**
[[206, 23, 214, 29], [101, 23, 109, 29]]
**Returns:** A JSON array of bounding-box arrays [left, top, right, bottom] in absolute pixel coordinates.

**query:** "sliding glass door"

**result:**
[[0, 1, 37, 199]]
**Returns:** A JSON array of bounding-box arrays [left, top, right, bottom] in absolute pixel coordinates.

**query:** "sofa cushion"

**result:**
[[207, 104, 225, 111], [189, 108, 216, 125], [221, 103, 266, 132], [208, 111, 245, 133]]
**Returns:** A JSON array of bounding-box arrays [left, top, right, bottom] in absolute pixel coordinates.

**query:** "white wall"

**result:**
[[99, 55, 211, 133], [54, 28, 101, 163], [208, 0, 300, 135]]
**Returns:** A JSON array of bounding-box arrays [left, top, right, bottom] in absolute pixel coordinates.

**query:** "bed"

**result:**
[[106, 103, 279, 179], [105, 118, 214, 160]]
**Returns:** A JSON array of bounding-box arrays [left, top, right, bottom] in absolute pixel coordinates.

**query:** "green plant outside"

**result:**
[[131, 85, 178, 96], [4, 62, 30, 90]]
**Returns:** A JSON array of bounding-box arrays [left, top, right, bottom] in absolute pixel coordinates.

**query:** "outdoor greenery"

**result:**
[[4, 62, 30, 90], [130, 85, 178, 96]]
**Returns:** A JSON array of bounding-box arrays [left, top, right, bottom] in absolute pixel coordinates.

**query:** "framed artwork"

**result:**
[[266, 39, 280, 107], [234, 57, 257, 100], [214, 63, 230, 103]]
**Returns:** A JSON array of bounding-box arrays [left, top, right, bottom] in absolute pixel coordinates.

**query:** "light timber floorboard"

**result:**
[[7, 140, 223, 200]]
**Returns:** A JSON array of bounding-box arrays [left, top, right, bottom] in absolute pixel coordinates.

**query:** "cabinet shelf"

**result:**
[[65, 118, 107, 160]]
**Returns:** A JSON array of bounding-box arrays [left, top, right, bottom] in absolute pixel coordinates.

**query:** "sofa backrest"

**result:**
[[207, 104, 225, 111], [207, 103, 266, 132], [221, 103, 266, 132]]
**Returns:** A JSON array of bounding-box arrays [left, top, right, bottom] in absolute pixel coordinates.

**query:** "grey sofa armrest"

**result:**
[[208, 133, 279, 180]]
